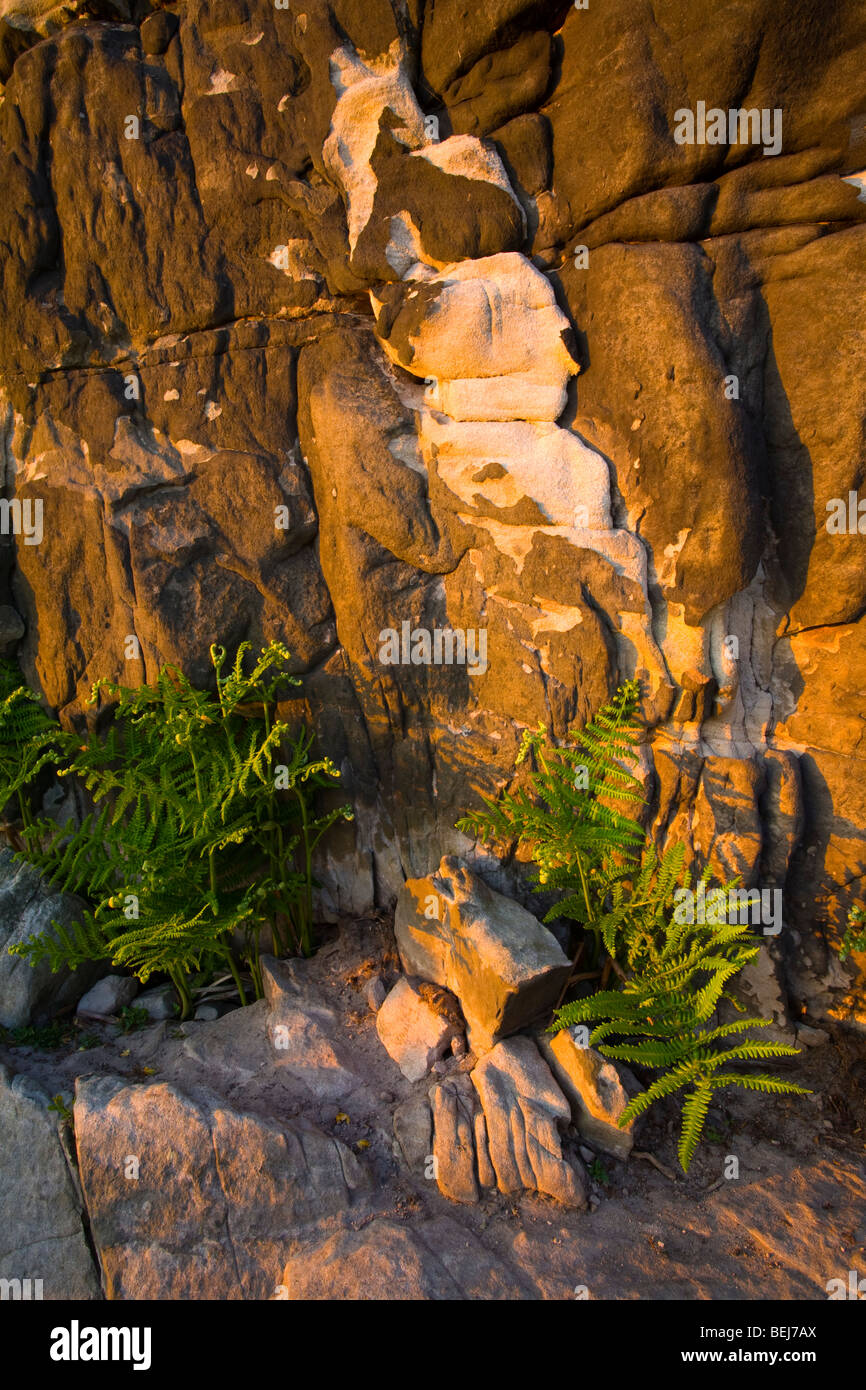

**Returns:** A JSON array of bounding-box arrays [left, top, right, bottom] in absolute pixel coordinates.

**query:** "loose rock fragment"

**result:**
[[429, 1074, 481, 1204], [539, 1030, 639, 1161], [76, 975, 137, 1019], [376, 976, 463, 1082], [396, 856, 570, 1053], [471, 1037, 587, 1208], [393, 1095, 433, 1174]]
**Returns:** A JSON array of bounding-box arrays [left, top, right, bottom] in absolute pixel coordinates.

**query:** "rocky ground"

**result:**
[[2, 910, 864, 1302]]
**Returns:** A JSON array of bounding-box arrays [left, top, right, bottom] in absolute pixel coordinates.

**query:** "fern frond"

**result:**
[[678, 1081, 713, 1171]]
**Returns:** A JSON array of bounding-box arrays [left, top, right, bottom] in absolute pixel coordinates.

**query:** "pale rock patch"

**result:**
[[267, 239, 320, 282], [323, 40, 425, 250], [421, 415, 611, 528]]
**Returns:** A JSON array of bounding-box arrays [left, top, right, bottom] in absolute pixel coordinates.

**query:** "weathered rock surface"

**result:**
[[73, 1072, 370, 1300], [376, 976, 463, 1083], [0, 0, 862, 1027], [470, 1037, 587, 1208], [280, 1214, 533, 1301], [0, 1065, 100, 1299], [262, 955, 369, 1101], [429, 1073, 482, 1204], [396, 856, 571, 1052], [0, 847, 98, 1028], [392, 1093, 433, 1175], [425, 1042, 588, 1209], [539, 1033, 639, 1161]]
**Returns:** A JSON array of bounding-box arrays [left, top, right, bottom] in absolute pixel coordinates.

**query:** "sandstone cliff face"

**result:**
[[0, 0, 864, 1015]]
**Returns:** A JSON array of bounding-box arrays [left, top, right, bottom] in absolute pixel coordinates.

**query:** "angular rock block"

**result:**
[[0, 1067, 100, 1300], [426, 1038, 586, 1208], [539, 1030, 639, 1161], [471, 1038, 587, 1208], [376, 976, 463, 1082], [396, 855, 571, 1053], [0, 847, 99, 1028], [372, 252, 576, 421]]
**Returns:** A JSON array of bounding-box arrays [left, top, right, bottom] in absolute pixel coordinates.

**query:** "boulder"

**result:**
[[76, 975, 137, 1020], [539, 1031, 639, 1161], [73, 1073, 370, 1300], [375, 976, 463, 1082], [0, 847, 98, 1029], [0, 1066, 100, 1300], [470, 1037, 587, 1208], [396, 856, 571, 1053]]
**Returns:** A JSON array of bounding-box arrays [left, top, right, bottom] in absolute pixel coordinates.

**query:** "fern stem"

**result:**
[[170, 967, 193, 1020], [575, 853, 594, 923], [248, 937, 263, 1000], [294, 786, 314, 957], [223, 949, 248, 1007]]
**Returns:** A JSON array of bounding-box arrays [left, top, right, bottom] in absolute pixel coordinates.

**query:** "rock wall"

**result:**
[[0, 0, 864, 1017]]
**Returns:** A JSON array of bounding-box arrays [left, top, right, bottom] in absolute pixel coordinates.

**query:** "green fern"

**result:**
[[457, 679, 648, 965], [0, 658, 60, 832], [5, 643, 353, 1015], [551, 910, 810, 1171], [457, 678, 810, 1171]]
